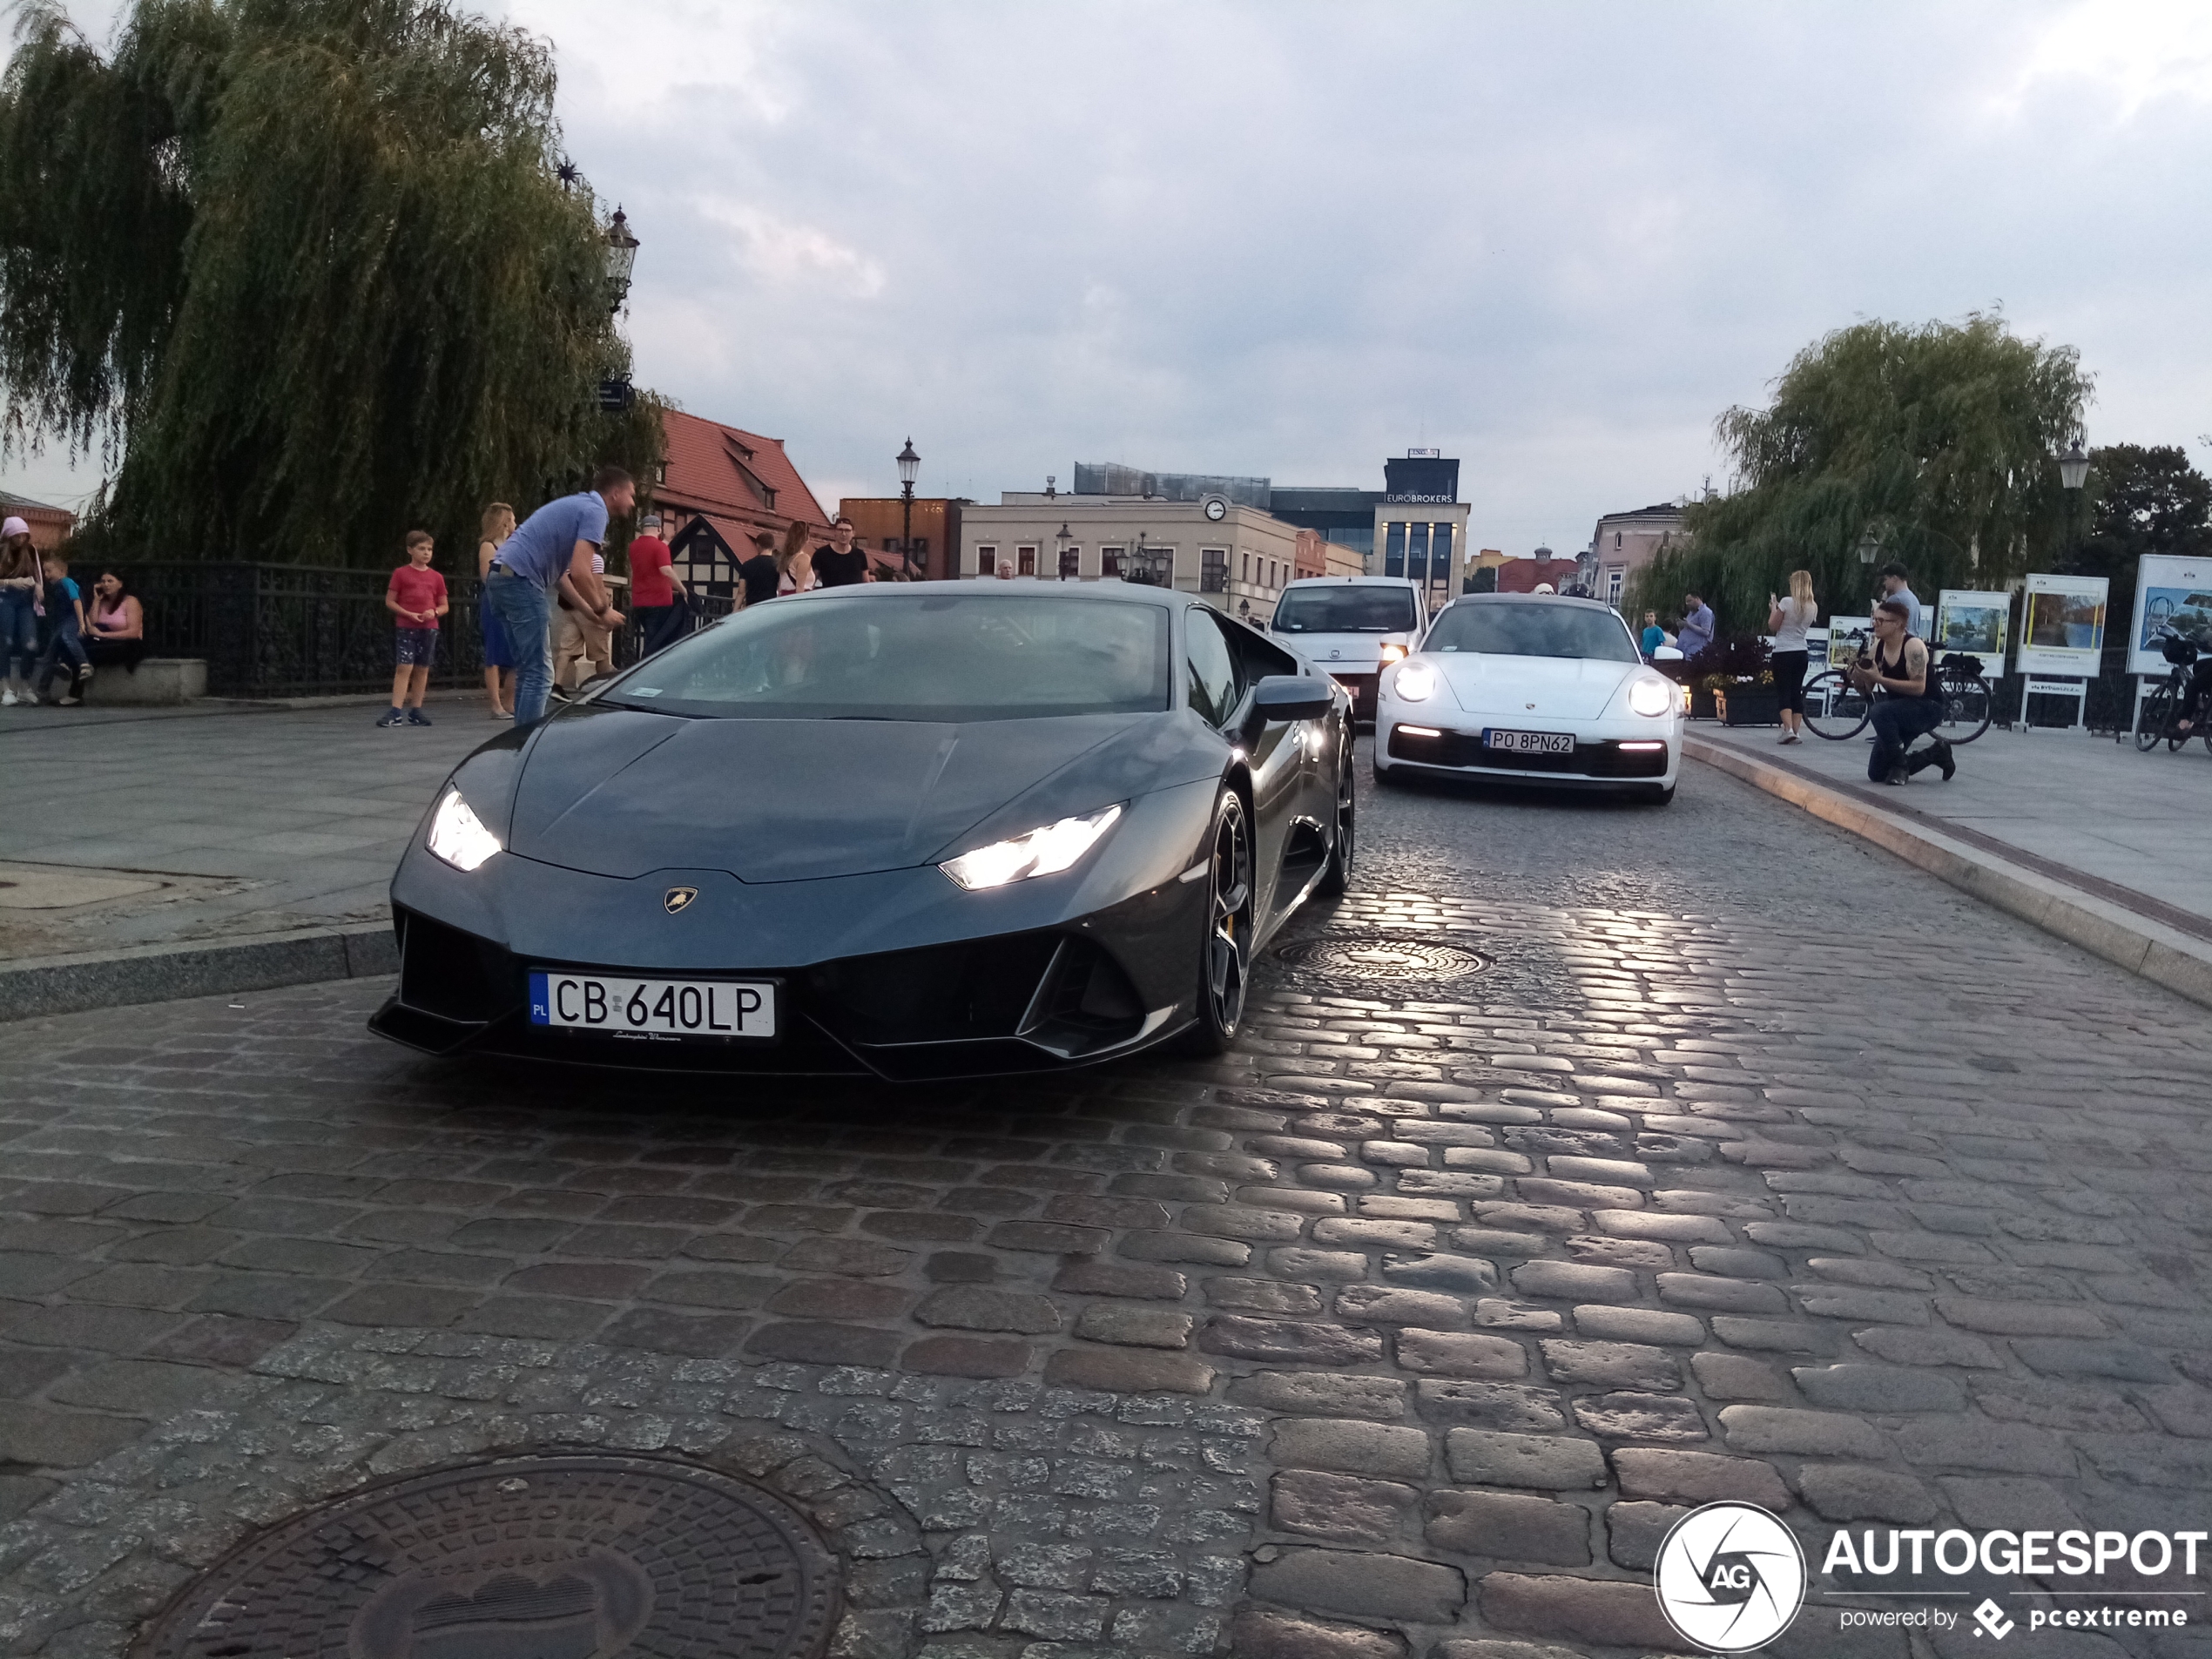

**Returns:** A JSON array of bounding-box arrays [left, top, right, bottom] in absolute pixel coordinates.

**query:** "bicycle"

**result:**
[[1803, 631, 1994, 743], [2133, 629, 2212, 754]]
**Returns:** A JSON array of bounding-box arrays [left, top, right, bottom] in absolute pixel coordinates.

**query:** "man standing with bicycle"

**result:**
[[1850, 597, 1955, 785]]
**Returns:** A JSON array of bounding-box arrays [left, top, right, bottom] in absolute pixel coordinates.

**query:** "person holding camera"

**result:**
[[1849, 597, 1953, 785]]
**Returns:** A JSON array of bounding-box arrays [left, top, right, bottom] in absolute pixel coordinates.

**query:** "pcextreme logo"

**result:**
[[1653, 1502, 1808, 1652]]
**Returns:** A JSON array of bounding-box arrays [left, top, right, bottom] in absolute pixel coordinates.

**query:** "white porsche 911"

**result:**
[[1372, 593, 1683, 804]]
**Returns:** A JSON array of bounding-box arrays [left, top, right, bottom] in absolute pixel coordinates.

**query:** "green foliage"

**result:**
[[1628, 314, 2092, 632], [0, 0, 662, 566]]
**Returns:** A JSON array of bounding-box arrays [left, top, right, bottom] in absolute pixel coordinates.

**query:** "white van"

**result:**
[[1267, 576, 1427, 720]]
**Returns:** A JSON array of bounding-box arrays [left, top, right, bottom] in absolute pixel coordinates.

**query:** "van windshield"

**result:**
[[1271, 587, 1419, 634]]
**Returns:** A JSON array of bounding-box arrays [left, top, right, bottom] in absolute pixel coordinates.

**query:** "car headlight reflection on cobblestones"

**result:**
[[1392, 662, 1436, 702], [426, 788, 502, 872], [1629, 675, 1676, 717], [941, 803, 1123, 890]]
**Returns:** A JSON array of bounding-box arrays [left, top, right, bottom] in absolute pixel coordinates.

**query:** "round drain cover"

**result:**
[[1275, 936, 1488, 981], [140, 1453, 840, 1659]]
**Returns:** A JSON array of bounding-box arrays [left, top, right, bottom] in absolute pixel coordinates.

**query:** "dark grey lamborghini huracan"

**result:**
[[369, 581, 1355, 1078]]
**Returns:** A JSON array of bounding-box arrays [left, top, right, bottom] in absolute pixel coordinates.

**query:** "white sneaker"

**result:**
[[0, 689, 15, 706], [18, 691, 37, 705]]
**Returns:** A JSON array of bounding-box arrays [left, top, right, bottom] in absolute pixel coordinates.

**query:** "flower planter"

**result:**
[[1689, 688, 1718, 721], [1716, 685, 1781, 726]]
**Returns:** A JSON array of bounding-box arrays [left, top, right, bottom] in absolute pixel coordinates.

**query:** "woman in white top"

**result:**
[[1768, 569, 1817, 743]]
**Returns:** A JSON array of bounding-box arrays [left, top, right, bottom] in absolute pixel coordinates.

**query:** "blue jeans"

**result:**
[[486, 571, 554, 723], [0, 589, 36, 680], [36, 622, 86, 698], [1868, 698, 1941, 781]]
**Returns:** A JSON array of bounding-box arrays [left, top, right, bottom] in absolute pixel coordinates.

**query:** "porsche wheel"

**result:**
[[1318, 726, 1355, 896], [1178, 790, 1253, 1055]]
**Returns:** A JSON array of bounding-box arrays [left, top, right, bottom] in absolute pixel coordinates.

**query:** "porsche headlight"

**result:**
[[1393, 662, 1436, 702], [941, 804, 1123, 891], [1628, 676, 1675, 717], [426, 787, 502, 872]]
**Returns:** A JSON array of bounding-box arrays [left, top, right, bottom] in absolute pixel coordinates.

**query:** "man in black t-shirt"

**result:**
[[812, 517, 873, 587], [734, 532, 780, 607]]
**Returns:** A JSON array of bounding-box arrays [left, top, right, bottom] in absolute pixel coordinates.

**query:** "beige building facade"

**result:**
[[1370, 501, 1473, 614], [1581, 502, 1687, 610], [958, 495, 1310, 625]]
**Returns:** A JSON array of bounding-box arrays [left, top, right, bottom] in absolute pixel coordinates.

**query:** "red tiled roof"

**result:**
[[656, 409, 830, 533]]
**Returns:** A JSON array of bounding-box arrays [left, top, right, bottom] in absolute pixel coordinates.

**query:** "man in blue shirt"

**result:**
[[484, 466, 634, 723], [1878, 563, 1924, 640], [1677, 591, 1716, 659]]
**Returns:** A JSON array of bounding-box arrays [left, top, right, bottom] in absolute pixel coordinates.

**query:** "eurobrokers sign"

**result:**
[[1652, 1505, 2205, 1649]]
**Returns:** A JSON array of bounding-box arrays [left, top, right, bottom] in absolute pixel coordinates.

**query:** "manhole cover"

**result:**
[[139, 1453, 841, 1659], [1274, 936, 1488, 981]]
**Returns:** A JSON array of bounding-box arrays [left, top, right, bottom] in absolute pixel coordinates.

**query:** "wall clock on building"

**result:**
[[1203, 496, 1227, 521]]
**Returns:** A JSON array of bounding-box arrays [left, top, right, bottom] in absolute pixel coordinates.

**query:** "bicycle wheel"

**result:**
[[1940, 673, 1993, 744], [1803, 669, 1871, 738], [2135, 683, 2174, 752]]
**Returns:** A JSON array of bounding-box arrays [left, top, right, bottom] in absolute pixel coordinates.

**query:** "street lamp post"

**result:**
[[2055, 440, 2089, 570], [896, 438, 920, 578], [1055, 523, 1074, 580], [604, 208, 639, 314]]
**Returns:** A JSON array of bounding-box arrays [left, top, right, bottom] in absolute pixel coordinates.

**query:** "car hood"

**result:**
[[505, 705, 1207, 882], [1280, 631, 1411, 670], [1429, 654, 1634, 720]]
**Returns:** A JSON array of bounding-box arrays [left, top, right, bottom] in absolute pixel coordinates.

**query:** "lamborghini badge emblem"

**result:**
[[664, 886, 698, 914]]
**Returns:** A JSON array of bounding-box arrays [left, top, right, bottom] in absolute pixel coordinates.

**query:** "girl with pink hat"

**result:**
[[0, 516, 43, 706]]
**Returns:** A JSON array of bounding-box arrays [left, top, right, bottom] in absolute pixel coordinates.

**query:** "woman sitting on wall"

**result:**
[[84, 571, 146, 674]]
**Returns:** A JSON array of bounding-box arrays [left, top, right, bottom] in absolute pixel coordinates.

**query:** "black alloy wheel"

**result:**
[[1178, 789, 1253, 1055], [1318, 723, 1356, 896]]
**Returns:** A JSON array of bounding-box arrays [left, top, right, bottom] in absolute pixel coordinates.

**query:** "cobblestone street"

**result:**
[[3, 762, 2209, 1659]]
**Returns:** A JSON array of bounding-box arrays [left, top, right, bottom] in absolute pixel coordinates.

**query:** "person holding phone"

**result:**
[[1767, 570, 1816, 743]]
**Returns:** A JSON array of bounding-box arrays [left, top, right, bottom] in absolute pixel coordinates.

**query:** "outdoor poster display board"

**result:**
[[1825, 617, 1874, 669], [2017, 573, 2108, 678], [2128, 554, 2212, 677], [1934, 590, 2011, 678]]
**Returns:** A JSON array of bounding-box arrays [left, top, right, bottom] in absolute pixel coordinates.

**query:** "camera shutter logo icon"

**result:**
[[1653, 1502, 1806, 1652]]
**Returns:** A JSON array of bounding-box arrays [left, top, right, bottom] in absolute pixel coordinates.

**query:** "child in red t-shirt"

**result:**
[[381, 531, 448, 727]]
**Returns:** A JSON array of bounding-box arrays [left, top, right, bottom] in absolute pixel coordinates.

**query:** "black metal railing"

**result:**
[[124, 562, 735, 698]]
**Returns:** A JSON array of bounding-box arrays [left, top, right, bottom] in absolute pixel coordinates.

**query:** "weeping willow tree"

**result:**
[[1629, 314, 2093, 632], [0, 0, 664, 566]]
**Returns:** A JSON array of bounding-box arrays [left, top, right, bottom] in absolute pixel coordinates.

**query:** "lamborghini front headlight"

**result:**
[[940, 804, 1123, 891], [426, 788, 502, 872]]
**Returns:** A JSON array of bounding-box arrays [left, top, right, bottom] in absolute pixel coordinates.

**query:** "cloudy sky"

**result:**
[[7, 1, 2211, 555]]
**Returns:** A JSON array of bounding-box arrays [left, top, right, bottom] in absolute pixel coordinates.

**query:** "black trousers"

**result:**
[[1772, 649, 1809, 713]]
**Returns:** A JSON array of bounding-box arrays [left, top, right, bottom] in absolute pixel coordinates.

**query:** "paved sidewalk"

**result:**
[[1694, 721, 2212, 928], [0, 698, 491, 961]]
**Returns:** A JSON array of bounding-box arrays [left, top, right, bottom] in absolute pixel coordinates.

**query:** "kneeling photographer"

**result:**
[[1850, 598, 1954, 786]]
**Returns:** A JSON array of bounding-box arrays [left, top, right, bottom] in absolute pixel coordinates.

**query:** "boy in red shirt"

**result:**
[[381, 530, 448, 727]]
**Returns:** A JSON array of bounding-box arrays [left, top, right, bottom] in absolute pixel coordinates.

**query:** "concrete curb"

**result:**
[[0, 922, 396, 1022], [1686, 733, 2212, 1011]]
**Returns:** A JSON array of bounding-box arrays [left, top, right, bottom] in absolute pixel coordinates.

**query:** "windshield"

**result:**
[[1271, 586, 1419, 634], [600, 593, 1172, 721], [1424, 602, 1639, 663]]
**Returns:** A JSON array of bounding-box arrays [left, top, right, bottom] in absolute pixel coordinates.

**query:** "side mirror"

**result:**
[[1251, 674, 1332, 724], [1651, 645, 1684, 662]]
